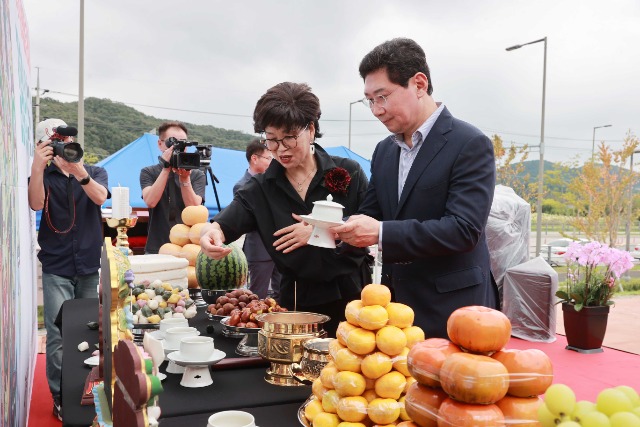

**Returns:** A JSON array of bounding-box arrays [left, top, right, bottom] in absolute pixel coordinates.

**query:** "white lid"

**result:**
[[312, 194, 344, 209]]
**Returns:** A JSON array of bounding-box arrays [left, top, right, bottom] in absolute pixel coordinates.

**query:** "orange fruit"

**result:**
[[333, 371, 367, 397], [376, 325, 407, 356], [304, 398, 324, 422], [392, 347, 411, 376], [346, 328, 377, 355], [385, 302, 414, 328], [334, 348, 364, 373], [320, 362, 338, 389], [345, 300, 363, 326], [336, 396, 369, 422], [337, 321, 358, 346], [322, 389, 341, 413], [312, 412, 340, 427], [403, 326, 425, 348], [375, 371, 407, 400], [361, 352, 393, 379], [361, 284, 392, 307], [358, 305, 389, 330], [367, 398, 401, 425]]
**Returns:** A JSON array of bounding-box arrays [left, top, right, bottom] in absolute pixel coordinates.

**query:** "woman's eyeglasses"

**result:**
[[261, 124, 309, 151]]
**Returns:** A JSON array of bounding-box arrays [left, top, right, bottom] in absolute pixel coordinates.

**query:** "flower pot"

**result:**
[[561, 302, 610, 354]]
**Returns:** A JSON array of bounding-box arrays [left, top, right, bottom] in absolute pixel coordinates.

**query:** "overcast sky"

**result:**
[[24, 0, 640, 163]]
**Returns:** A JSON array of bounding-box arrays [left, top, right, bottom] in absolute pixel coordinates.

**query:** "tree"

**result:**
[[569, 131, 640, 246], [491, 135, 533, 203]]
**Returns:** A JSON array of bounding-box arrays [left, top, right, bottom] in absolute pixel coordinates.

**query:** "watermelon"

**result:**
[[195, 243, 248, 290]]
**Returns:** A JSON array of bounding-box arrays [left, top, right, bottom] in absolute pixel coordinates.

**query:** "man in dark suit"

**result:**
[[333, 38, 499, 339], [233, 139, 281, 300]]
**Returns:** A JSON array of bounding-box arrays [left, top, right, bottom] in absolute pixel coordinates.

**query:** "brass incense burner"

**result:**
[[256, 312, 329, 386]]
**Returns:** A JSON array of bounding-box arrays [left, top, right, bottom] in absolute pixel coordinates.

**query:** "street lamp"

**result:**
[[348, 99, 363, 151], [625, 150, 640, 251], [592, 124, 612, 161], [506, 37, 547, 258]]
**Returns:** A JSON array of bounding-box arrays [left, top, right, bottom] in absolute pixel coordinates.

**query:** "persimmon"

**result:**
[[495, 395, 542, 427], [404, 382, 448, 427], [439, 352, 509, 405], [446, 306, 511, 355], [407, 338, 461, 388], [437, 398, 505, 427], [492, 348, 553, 397]]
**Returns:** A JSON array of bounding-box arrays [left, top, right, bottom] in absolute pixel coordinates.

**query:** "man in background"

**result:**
[[140, 121, 206, 253], [333, 38, 498, 338], [233, 139, 281, 300], [28, 118, 110, 420]]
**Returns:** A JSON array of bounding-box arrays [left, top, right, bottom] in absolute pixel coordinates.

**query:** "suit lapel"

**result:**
[[394, 107, 453, 218], [384, 140, 401, 216]]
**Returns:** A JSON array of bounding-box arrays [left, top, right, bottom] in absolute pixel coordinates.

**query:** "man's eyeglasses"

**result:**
[[256, 154, 273, 161], [261, 124, 309, 151], [360, 86, 401, 109]]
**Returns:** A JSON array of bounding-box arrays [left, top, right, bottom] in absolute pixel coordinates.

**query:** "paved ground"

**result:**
[[555, 295, 640, 355]]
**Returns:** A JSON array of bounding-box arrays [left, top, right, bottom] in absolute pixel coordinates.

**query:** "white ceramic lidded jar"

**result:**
[[310, 194, 344, 223]]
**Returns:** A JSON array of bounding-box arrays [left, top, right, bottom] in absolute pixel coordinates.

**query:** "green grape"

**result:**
[[538, 402, 562, 427], [572, 400, 597, 421], [633, 407, 640, 418], [596, 388, 633, 416], [615, 385, 640, 407], [609, 411, 640, 427], [580, 411, 611, 427], [545, 384, 577, 417], [556, 422, 581, 427]]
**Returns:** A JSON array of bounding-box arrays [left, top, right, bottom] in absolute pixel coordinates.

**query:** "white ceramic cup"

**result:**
[[180, 336, 215, 361], [307, 225, 336, 249], [163, 326, 198, 349], [159, 317, 188, 335], [207, 411, 255, 427]]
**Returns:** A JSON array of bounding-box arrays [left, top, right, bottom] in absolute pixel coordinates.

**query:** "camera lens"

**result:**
[[54, 141, 83, 163], [165, 137, 176, 148]]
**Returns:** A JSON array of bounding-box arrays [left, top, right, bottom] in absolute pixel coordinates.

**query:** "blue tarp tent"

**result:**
[[96, 133, 371, 220]]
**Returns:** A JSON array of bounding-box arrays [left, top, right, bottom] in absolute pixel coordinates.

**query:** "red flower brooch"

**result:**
[[323, 167, 351, 195]]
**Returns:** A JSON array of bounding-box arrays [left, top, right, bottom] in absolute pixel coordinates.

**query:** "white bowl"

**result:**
[[180, 336, 215, 361], [159, 317, 188, 334], [164, 326, 198, 349], [207, 410, 255, 427]]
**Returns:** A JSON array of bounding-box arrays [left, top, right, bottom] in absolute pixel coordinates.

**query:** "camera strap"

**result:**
[[168, 171, 178, 222], [44, 178, 76, 234]]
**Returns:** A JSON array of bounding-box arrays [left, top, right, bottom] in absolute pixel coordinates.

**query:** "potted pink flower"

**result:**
[[556, 241, 634, 353]]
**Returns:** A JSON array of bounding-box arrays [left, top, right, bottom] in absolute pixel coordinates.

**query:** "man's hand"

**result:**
[[199, 224, 232, 260], [273, 213, 312, 253], [54, 155, 87, 178], [161, 146, 175, 165], [173, 168, 191, 181], [330, 214, 379, 248], [33, 140, 54, 170]]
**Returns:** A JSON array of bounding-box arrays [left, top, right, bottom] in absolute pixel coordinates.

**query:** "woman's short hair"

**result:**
[[253, 82, 323, 140]]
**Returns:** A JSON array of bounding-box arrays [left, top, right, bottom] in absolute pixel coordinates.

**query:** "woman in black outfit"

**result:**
[[200, 82, 371, 336]]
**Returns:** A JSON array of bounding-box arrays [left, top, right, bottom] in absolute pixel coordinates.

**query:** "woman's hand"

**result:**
[[199, 223, 231, 260], [273, 213, 312, 253]]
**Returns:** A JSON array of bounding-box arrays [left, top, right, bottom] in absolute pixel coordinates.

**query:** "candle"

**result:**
[[111, 186, 130, 219]]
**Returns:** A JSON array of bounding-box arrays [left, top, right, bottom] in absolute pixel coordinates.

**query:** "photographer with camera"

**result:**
[[28, 118, 109, 420], [140, 121, 206, 254]]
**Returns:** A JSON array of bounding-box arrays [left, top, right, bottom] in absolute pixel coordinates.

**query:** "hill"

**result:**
[[36, 97, 254, 160]]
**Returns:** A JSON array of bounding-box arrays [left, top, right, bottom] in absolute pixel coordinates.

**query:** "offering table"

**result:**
[[60, 298, 310, 427]]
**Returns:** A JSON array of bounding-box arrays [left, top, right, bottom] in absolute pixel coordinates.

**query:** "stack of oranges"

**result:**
[[158, 205, 209, 288], [303, 284, 425, 427]]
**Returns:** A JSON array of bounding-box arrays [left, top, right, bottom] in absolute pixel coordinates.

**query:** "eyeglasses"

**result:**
[[361, 86, 401, 109], [261, 124, 309, 151], [256, 154, 273, 161]]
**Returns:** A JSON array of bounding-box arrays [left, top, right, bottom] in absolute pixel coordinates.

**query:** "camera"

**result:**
[[41, 126, 83, 163], [51, 139, 83, 163], [164, 137, 202, 170]]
